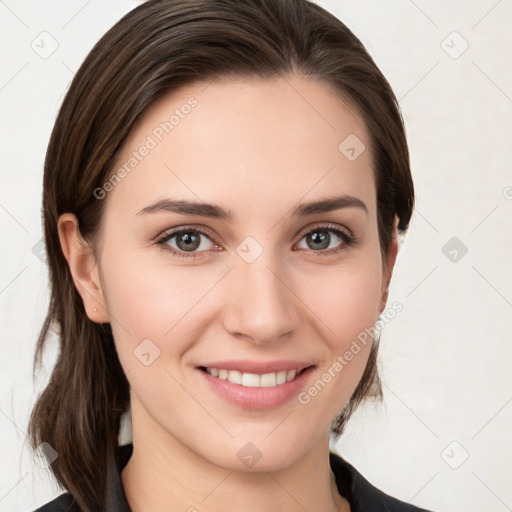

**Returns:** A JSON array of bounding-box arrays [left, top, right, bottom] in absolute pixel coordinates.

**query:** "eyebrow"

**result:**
[[136, 195, 368, 220]]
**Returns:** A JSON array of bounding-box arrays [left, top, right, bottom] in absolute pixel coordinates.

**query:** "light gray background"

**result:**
[[1, 1, 511, 511]]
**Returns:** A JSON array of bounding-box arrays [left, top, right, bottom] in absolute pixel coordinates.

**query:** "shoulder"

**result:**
[[33, 492, 80, 512], [329, 452, 434, 512]]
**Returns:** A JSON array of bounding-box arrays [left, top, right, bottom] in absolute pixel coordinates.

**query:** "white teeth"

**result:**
[[241, 373, 260, 387], [260, 372, 276, 387], [276, 371, 287, 385], [205, 368, 299, 387], [229, 370, 242, 385]]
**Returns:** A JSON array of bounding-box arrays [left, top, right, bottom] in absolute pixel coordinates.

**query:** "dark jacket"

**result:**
[[34, 443, 433, 511]]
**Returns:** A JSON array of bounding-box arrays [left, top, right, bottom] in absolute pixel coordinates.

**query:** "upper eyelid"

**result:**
[[155, 224, 217, 244]]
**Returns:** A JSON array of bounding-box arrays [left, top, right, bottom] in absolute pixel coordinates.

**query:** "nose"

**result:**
[[221, 252, 300, 346]]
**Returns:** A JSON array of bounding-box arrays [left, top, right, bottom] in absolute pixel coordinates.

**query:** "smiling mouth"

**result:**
[[198, 366, 313, 388]]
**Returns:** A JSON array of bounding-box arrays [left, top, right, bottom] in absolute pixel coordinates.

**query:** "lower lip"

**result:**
[[197, 366, 315, 410]]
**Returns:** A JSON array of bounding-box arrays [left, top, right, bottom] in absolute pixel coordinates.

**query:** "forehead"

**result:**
[[103, 74, 375, 223]]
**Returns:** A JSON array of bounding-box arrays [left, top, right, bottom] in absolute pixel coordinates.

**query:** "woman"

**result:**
[[29, 0, 432, 510]]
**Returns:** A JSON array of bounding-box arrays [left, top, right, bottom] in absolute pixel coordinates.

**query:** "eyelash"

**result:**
[[154, 223, 357, 259]]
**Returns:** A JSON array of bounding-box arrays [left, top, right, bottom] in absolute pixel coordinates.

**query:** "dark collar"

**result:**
[[105, 443, 133, 512], [106, 443, 431, 512]]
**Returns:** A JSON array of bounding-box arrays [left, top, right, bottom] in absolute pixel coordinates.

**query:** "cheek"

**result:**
[[100, 257, 217, 419], [306, 256, 383, 346], [99, 249, 226, 367], [296, 252, 383, 413]]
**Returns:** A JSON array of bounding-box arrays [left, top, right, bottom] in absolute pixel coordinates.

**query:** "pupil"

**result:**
[[179, 232, 199, 251], [309, 230, 329, 250]]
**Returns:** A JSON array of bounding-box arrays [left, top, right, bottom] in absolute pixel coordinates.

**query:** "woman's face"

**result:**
[[89, 75, 395, 469]]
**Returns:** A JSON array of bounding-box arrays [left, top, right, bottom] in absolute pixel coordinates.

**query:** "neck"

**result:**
[[121, 400, 350, 512]]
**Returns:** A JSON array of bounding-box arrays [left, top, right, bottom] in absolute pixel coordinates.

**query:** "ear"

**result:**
[[379, 215, 399, 314], [58, 213, 109, 323]]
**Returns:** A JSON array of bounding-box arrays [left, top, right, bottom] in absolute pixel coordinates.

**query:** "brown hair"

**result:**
[[28, 0, 413, 508]]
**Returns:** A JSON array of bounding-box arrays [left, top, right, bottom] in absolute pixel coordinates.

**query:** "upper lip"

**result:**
[[198, 360, 314, 374]]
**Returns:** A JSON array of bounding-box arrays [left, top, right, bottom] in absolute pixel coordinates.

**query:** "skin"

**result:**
[[59, 74, 398, 512]]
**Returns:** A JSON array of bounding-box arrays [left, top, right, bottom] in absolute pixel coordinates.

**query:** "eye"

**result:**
[[155, 227, 218, 258], [155, 223, 357, 259], [295, 223, 357, 256]]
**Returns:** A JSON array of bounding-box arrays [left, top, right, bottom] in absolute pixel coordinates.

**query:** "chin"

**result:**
[[198, 425, 320, 473]]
